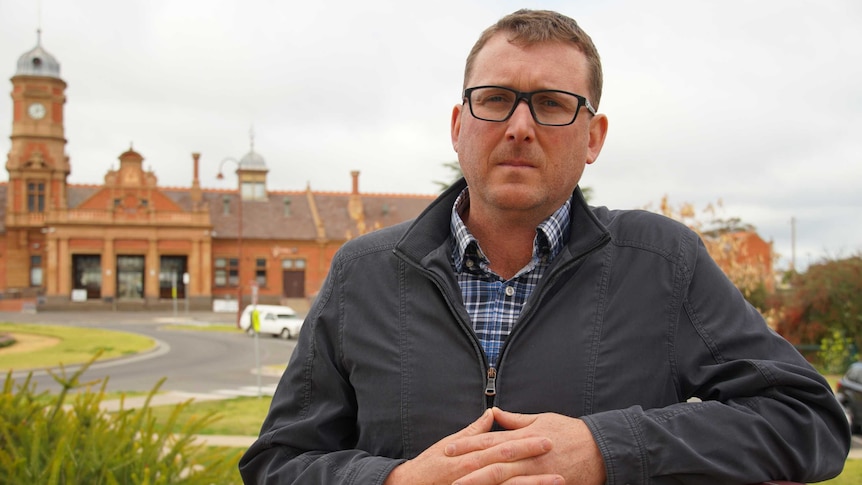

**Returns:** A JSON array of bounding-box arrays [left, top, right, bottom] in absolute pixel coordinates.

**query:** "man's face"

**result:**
[[451, 33, 608, 222]]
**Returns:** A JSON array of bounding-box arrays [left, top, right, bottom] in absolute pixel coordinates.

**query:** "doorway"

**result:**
[[116, 255, 145, 299]]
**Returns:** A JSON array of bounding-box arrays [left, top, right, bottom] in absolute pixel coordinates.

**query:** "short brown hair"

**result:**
[[463, 9, 603, 108]]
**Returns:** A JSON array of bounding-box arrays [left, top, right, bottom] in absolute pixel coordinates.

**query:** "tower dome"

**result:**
[[239, 149, 268, 171], [16, 31, 61, 79]]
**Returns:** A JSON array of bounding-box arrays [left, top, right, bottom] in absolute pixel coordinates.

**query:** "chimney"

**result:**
[[351, 170, 360, 195], [192, 152, 201, 181], [191, 152, 202, 206]]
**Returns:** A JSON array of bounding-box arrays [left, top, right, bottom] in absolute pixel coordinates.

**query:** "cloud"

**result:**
[[1, 0, 860, 270]]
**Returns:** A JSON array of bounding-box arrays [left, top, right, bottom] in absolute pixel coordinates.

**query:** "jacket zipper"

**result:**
[[484, 367, 497, 408]]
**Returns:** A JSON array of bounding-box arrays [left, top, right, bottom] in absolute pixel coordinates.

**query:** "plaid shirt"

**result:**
[[450, 189, 571, 368]]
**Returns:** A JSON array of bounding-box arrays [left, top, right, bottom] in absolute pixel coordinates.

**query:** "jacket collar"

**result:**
[[394, 178, 611, 269]]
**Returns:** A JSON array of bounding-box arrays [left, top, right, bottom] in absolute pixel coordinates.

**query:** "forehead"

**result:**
[[468, 33, 589, 92]]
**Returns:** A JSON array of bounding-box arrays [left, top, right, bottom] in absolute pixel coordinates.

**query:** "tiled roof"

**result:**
[[1, 182, 436, 242]]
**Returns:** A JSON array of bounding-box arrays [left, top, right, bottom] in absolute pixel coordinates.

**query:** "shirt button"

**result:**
[[505, 286, 515, 297], [465, 259, 474, 268]]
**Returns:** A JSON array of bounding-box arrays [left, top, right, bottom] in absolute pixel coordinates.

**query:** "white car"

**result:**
[[239, 304, 303, 339]]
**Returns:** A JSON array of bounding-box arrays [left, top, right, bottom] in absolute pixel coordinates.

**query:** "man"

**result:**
[[240, 9, 849, 484]]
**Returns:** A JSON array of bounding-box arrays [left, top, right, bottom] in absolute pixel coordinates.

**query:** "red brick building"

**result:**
[[2, 36, 434, 312]]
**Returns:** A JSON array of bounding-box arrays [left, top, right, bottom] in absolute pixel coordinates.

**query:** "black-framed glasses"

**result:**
[[463, 85, 596, 126]]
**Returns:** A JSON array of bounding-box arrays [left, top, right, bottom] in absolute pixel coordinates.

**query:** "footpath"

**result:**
[[100, 386, 277, 449]]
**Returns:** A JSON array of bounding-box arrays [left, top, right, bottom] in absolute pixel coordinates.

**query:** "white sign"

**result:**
[[71, 289, 88, 302], [213, 299, 239, 313]]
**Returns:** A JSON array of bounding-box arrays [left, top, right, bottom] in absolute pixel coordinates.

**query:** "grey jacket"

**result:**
[[240, 180, 849, 484]]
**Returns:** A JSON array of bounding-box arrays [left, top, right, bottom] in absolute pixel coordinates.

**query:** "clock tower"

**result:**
[[5, 31, 70, 290], [6, 31, 69, 217]]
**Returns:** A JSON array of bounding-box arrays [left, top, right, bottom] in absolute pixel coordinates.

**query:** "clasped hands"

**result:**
[[384, 407, 606, 485]]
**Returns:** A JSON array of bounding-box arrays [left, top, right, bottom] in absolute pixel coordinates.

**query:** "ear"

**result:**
[[585, 113, 609, 165], [451, 103, 463, 153]]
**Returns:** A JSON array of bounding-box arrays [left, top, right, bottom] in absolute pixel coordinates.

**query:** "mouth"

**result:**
[[497, 157, 537, 168]]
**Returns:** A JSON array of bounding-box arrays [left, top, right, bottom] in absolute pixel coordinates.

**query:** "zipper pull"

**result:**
[[485, 367, 497, 396]]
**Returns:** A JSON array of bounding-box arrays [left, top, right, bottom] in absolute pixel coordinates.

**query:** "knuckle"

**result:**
[[499, 443, 517, 461], [479, 434, 496, 449], [490, 462, 508, 482]]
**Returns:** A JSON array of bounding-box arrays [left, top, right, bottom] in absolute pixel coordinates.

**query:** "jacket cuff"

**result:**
[[582, 408, 647, 485]]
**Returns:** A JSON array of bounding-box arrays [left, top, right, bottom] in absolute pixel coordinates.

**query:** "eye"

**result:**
[[533, 92, 576, 112], [475, 88, 514, 106]]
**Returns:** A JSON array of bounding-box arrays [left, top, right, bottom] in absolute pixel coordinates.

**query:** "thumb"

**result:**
[[492, 407, 538, 430]]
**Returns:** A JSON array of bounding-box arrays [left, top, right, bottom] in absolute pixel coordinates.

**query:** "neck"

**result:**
[[462, 207, 540, 280]]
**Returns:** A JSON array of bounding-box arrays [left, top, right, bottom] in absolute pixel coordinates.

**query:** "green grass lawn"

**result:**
[[0, 322, 155, 370], [822, 459, 862, 484], [148, 395, 272, 436]]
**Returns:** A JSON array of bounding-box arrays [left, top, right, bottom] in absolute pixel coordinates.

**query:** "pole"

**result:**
[[254, 317, 262, 397], [236, 182, 244, 328], [790, 217, 797, 273], [251, 284, 261, 398], [183, 272, 190, 314], [172, 273, 178, 315]]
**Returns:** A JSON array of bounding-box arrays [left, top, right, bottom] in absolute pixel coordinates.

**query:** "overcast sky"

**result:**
[[1, 0, 860, 271]]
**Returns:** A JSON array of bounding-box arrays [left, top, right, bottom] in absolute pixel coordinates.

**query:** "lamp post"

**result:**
[[217, 157, 243, 328]]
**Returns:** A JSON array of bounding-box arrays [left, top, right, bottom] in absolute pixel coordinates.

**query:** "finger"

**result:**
[[446, 433, 553, 461], [492, 407, 539, 430], [453, 459, 564, 485], [450, 408, 495, 441]]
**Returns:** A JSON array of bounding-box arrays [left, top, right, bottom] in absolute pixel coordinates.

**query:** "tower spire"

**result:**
[[37, 0, 43, 43]]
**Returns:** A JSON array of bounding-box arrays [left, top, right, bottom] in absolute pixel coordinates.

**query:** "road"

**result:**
[[3, 309, 861, 457], [2, 310, 294, 395]]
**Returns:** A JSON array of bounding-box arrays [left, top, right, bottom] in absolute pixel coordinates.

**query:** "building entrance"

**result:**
[[159, 256, 187, 299], [117, 255, 145, 299], [72, 255, 102, 299]]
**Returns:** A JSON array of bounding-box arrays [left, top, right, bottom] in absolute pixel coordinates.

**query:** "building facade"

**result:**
[[2, 36, 435, 312]]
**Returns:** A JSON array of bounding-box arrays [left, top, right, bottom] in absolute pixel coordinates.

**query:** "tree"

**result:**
[[775, 255, 862, 350], [651, 196, 775, 313]]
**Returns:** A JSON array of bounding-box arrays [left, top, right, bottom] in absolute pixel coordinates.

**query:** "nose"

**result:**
[[505, 99, 536, 141]]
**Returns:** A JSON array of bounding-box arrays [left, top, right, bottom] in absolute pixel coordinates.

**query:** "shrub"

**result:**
[[0, 354, 242, 484], [0, 333, 15, 349], [817, 329, 858, 375]]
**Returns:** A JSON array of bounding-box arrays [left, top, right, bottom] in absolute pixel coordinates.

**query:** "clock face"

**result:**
[[28, 102, 46, 120]]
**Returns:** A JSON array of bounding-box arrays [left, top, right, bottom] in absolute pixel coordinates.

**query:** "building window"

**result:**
[[282, 258, 306, 270], [283, 198, 291, 217], [255, 258, 267, 287], [214, 257, 238, 287], [30, 255, 43, 286], [222, 196, 231, 215], [241, 181, 266, 200], [27, 181, 45, 212]]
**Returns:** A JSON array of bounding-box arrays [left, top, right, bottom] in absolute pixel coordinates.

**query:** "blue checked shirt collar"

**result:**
[[450, 188, 571, 276]]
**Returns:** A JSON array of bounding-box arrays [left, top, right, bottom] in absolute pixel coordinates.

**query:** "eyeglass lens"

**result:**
[[468, 87, 584, 126]]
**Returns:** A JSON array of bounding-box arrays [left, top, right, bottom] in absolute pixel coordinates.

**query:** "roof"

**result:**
[[238, 150, 267, 171], [0, 181, 435, 242], [15, 33, 61, 79], [201, 189, 434, 241]]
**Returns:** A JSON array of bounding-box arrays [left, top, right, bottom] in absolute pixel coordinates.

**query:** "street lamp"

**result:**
[[217, 157, 243, 328]]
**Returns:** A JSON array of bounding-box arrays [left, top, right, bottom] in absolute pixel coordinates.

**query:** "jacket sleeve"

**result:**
[[238, 259, 404, 484], [582, 235, 850, 485]]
